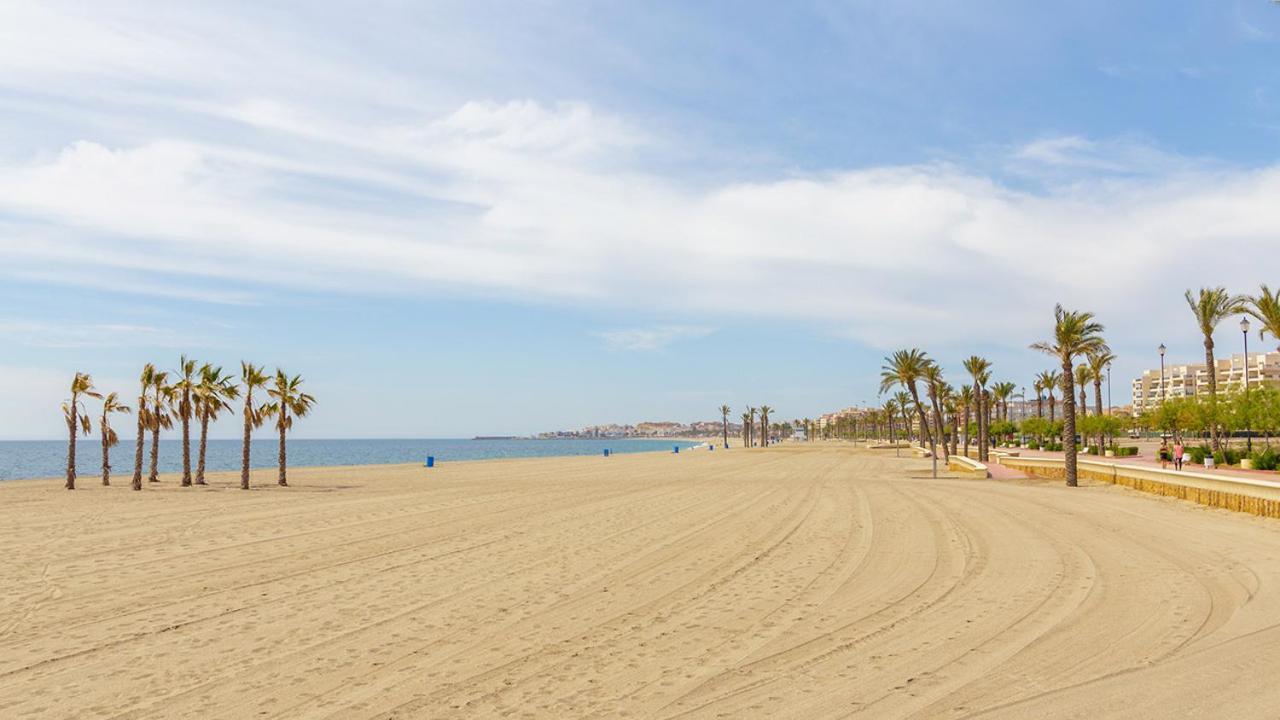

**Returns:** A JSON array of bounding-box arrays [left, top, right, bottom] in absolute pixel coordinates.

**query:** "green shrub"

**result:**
[[1250, 447, 1279, 472], [1188, 446, 1208, 464], [1113, 446, 1138, 457]]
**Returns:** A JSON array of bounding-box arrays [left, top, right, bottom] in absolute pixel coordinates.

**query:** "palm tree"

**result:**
[[963, 356, 992, 461], [993, 382, 1016, 423], [881, 349, 935, 470], [193, 364, 240, 485], [921, 363, 950, 461], [740, 412, 752, 448], [239, 362, 271, 490], [62, 372, 101, 490], [892, 390, 913, 442], [719, 404, 731, 448], [747, 406, 758, 447], [1247, 284, 1280, 349], [173, 355, 199, 486], [99, 392, 130, 486], [1031, 305, 1106, 487], [147, 373, 174, 484], [131, 364, 162, 491], [882, 399, 899, 443], [1186, 287, 1247, 450], [758, 405, 772, 447], [1087, 348, 1116, 453], [1038, 370, 1061, 423], [1073, 365, 1092, 419], [263, 370, 315, 487], [958, 385, 974, 457]]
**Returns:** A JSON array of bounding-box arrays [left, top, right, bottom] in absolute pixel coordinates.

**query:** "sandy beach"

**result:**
[[3, 444, 1280, 719]]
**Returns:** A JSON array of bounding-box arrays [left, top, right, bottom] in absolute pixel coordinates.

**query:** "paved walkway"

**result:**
[[1003, 446, 1280, 485]]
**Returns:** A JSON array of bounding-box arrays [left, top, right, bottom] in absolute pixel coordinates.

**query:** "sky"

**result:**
[[2, 1, 1280, 439]]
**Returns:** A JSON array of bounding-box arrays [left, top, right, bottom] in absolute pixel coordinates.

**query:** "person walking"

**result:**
[[1173, 438, 1184, 471], [1159, 438, 1170, 470]]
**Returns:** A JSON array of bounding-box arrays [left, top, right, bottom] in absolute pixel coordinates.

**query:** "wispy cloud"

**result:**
[[596, 326, 714, 351]]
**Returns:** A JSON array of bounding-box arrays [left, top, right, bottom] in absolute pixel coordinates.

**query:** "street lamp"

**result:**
[[1106, 362, 1112, 415], [1158, 343, 1167, 407], [1242, 316, 1252, 453]]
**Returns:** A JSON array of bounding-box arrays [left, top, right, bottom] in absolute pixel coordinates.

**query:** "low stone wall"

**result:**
[[998, 456, 1280, 519], [947, 455, 989, 479]]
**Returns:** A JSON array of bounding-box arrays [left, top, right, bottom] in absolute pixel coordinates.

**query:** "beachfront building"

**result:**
[[1131, 351, 1280, 414]]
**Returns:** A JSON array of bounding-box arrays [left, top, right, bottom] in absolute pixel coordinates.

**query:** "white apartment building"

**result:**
[[1131, 351, 1280, 413]]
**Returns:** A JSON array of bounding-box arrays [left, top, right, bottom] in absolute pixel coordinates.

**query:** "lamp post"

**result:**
[[1158, 343, 1167, 406], [1242, 316, 1252, 453], [1106, 362, 1112, 415]]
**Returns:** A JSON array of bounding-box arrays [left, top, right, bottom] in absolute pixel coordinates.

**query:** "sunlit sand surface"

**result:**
[[3, 444, 1280, 718]]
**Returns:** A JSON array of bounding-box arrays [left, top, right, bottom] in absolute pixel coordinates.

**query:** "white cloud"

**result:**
[[596, 326, 714, 351]]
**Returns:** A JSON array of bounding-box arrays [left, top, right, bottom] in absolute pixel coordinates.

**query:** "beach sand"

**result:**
[[3, 444, 1280, 719]]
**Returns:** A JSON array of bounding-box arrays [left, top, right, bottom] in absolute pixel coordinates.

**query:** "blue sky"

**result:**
[[2, 1, 1279, 439]]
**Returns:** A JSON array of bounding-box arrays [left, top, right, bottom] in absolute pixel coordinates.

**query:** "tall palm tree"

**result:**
[[941, 383, 958, 456], [740, 411, 752, 448], [99, 392, 130, 486], [922, 363, 950, 461], [758, 405, 772, 447], [131, 364, 158, 491], [747, 406, 758, 447], [193, 364, 240, 485], [963, 356, 992, 461], [958, 385, 974, 457], [147, 373, 174, 484], [1031, 305, 1107, 487], [1087, 348, 1116, 452], [718, 404, 731, 448], [1186, 287, 1247, 450], [62, 372, 101, 490], [239, 362, 271, 490], [1038, 370, 1061, 423], [994, 382, 1016, 422], [173, 355, 198, 486], [1247, 284, 1280, 349], [1073, 365, 1092, 419], [881, 350, 935, 469], [264, 370, 315, 487]]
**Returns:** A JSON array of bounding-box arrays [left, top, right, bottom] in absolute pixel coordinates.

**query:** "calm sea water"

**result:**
[[0, 438, 705, 481]]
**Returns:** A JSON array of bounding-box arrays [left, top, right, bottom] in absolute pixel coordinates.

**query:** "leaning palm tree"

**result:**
[[173, 355, 199, 486], [718, 404, 731, 448], [62, 372, 101, 490], [263, 370, 315, 487], [239, 362, 271, 490], [1073, 365, 1092, 419], [963, 356, 992, 461], [193, 364, 240, 485], [1086, 348, 1116, 452], [758, 405, 772, 447], [1247, 284, 1280, 349], [99, 392, 130, 486], [147, 374, 174, 484], [921, 363, 950, 461], [881, 350, 935, 472], [958, 385, 974, 456], [1038, 370, 1061, 423], [131, 364, 158, 491], [1031, 305, 1107, 487], [1186, 287, 1247, 450]]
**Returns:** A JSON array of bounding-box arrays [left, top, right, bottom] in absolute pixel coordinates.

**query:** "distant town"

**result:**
[[537, 421, 741, 439]]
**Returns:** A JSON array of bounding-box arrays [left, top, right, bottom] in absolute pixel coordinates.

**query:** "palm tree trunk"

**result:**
[[132, 395, 145, 491], [101, 423, 110, 486], [1205, 338, 1220, 451], [181, 390, 192, 486], [1049, 396, 1055, 423], [721, 416, 727, 449], [1093, 378, 1105, 453], [277, 410, 288, 486], [149, 422, 161, 483], [241, 390, 253, 490], [929, 391, 949, 461], [976, 387, 986, 462], [195, 413, 209, 485], [1062, 360, 1078, 487], [65, 408, 77, 491], [1037, 395, 1043, 419], [962, 405, 971, 457]]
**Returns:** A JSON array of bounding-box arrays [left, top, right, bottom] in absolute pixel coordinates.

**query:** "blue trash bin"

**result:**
[[673, 445, 680, 454], [425, 456, 435, 468], [603, 448, 610, 457]]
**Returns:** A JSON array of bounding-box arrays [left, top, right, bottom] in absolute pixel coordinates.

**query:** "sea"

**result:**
[[0, 437, 706, 481]]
